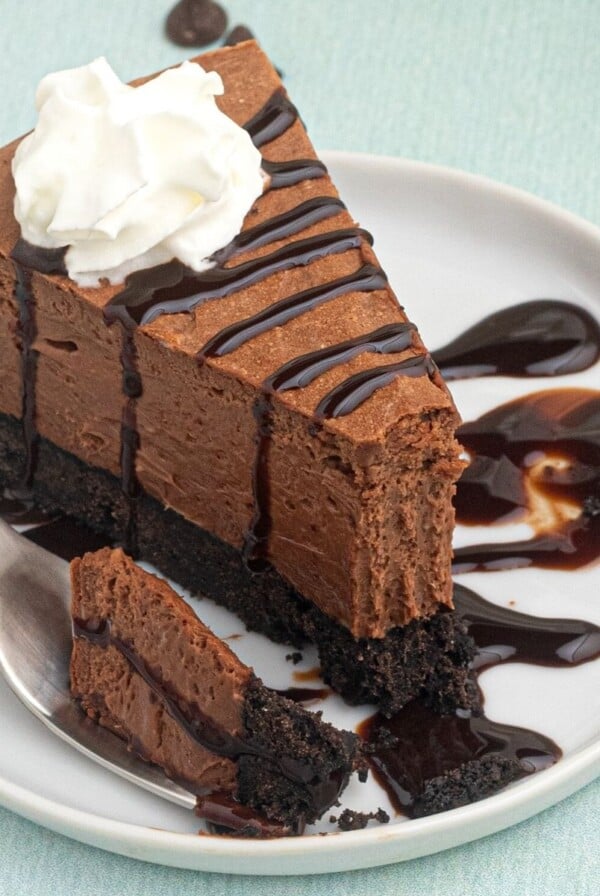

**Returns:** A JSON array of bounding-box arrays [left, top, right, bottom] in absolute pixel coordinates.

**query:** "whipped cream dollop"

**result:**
[[12, 57, 264, 286]]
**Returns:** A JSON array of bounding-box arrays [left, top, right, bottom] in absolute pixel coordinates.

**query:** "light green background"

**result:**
[[0, 1, 598, 893]]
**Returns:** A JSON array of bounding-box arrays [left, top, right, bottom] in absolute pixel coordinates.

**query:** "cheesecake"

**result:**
[[0, 41, 472, 715]]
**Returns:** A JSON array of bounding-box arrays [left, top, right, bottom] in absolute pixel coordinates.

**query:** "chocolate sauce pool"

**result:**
[[0, 492, 50, 525], [356, 581, 600, 816], [24, 517, 113, 562], [433, 300, 600, 380], [196, 792, 297, 837], [358, 702, 560, 818], [454, 584, 600, 672], [453, 388, 600, 572]]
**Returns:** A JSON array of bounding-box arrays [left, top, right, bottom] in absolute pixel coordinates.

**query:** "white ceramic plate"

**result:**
[[0, 152, 599, 875]]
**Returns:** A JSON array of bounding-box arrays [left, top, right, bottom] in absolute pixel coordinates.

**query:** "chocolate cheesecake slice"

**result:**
[[70, 547, 359, 834], [0, 41, 472, 714]]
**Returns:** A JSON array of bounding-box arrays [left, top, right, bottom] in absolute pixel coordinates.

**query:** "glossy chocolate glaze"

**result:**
[[454, 388, 600, 572], [73, 617, 349, 817], [454, 583, 600, 672], [264, 322, 416, 393], [200, 264, 387, 359], [166, 0, 227, 48], [0, 492, 50, 525], [358, 700, 560, 817], [108, 227, 370, 328], [196, 792, 298, 837], [261, 158, 327, 189], [434, 300, 600, 380], [213, 196, 346, 262], [243, 90, 299, 148], [314, 353, 438, 420], [25, 517, 112, 561]]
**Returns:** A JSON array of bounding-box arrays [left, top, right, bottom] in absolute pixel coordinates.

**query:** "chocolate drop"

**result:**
[[166, 0, 227, 47], [224, 25, 254, 46]]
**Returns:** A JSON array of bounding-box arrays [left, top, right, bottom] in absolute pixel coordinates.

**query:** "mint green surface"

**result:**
[[0, 1, 599, 893]]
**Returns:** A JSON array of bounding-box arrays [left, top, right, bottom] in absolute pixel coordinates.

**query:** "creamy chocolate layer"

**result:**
[[71, 548, 250, 791], [0, 41, 462, 638]]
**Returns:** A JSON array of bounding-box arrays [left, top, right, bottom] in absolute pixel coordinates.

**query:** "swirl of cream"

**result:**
[[12, 57, 264, 286]]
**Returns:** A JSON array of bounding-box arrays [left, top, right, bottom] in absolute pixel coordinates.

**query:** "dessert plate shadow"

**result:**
[[0, 151, 599, 875]]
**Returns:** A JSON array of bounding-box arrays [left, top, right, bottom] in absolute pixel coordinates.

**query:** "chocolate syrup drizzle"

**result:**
[[108, 226, 370, 327], [0, 493, 49, 526], [212, 196, 346, 262], [73, 617, 347, 819], [453, 583, 600, 672], [199, 263, 387, 359], [11, 260, 38, 491], [195, 792, 297, 838], [453, 388, 600, 572], [243, 90, 299, 148], [263, 322, 416, 393], [314, 353, 438, 420], [262, 158, 328, 190], [8, 239, 65, 497], [433, 300, 600, 380]]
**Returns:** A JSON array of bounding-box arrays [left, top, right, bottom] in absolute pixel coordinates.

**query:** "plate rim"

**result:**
[[1, 150, 599, 875], [323, 149, 600, 248]]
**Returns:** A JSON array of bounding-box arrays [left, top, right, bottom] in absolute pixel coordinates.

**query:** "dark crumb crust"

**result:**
[[330, 807, 390, 831], [73, 662, 357, 828], [412, 756, 520, 817], [240, 678, 358, 825], [0, 412, 477, 716]]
